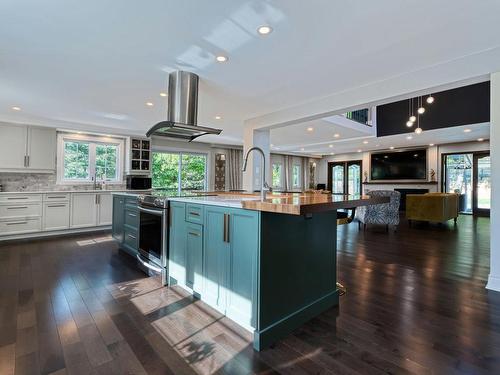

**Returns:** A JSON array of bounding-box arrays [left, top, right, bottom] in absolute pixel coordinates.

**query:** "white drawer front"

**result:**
[[43, 193, 70, 202], [0, 203, 42, 218], [0, 194, 42, 203], [0, 218, 41, 235], [43, 202, 70, 231]]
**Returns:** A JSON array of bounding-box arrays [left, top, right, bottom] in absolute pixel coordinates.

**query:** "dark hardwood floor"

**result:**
[[1, 215, 499, 375]]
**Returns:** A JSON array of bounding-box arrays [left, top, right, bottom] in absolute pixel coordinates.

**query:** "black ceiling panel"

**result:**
[[376, 81, 490, 137]]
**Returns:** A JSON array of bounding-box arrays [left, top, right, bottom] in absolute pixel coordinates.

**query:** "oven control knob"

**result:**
[[154, 198, 163, 207], [138, 195, 144, 202]]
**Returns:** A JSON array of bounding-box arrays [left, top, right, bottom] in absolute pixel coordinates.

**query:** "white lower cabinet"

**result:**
[[43, 201, 70, 231], [71, 193, 98, 228], [97, 193, 113, 226], [0, 191, 116, 237]]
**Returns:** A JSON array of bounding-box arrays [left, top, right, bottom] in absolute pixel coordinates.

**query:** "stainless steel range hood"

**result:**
[[146, 71, 222, 141]]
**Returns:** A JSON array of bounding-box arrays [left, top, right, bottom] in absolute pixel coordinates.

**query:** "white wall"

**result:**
[[487, 72, 500, 292]]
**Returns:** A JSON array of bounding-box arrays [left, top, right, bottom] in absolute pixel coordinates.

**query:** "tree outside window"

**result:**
[[272, 163, 283, 189], [152, 152, 207, 193], [292, 164, 301, 188]]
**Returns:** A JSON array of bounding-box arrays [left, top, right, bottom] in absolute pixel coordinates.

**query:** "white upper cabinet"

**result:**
[[0, 124, 28, 170], [27, 127, 56, 171], [0, 124, 56, 173]]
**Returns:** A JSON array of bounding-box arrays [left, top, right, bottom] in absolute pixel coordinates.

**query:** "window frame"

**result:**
[[271, 162, 284, 190], [151, 150, 208, 194], [56, 133, 124, 185], [292, 163, 302, 189]]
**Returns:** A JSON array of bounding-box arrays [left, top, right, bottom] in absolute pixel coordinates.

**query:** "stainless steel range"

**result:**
[[137, 191, 214, 285], [137, 193, 169, 284]]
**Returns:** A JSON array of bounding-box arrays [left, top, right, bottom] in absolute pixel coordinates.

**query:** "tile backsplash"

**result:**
[[0, 173, 126, 192]]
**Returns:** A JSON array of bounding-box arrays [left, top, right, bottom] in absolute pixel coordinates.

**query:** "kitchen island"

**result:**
[[164, 192, 388, 351]]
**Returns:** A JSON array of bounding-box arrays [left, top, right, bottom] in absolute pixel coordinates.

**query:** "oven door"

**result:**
[[138, 206, 165, 272]]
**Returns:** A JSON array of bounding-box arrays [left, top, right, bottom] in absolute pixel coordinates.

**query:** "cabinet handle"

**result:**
[[189, 211, 200, 216], [223, 213, 230, 243], [6, 221, 28, 226], [47, 196, 67, 199], [128, 213, 137, 217], [7, 206, 28, 209], [7, 197, 29, 200], [127, 234, 136, 239], [188, 231, 200, 237], [47, 204, 66, 208], [27, 155, 30, 167]]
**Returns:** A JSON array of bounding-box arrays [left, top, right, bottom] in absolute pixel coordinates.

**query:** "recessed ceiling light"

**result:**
[[376, 144, 380, 147], [363, 140, 369, 144], [464, 128, 471, 133], [328, 144, 333, 148], [307, 127, 314, 132], [159, 92, 167, 97], [300, 148, 305, 151], [334, 133, 340, 138], [330, 152, 335, 155], [216, 55, 228, 63], [11, 106, 21, 111], [257, 25, 273, 35], [390, 146, 395, 150], [477, 138, 484, 142], [406, 135, 413, 140], [215, 115, 222, 120], [270, 143, 274, 147], [77, 131, 83, 134], [357, 149, 362, 153], [146, 102, 154, 107], [429, 143, 435, 146]]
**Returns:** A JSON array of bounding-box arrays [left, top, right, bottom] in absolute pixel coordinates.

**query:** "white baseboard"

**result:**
[[486, 274, 500, 292], [0, 226, 111, 242]]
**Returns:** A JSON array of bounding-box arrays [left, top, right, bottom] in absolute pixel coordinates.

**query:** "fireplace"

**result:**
[[395, 188, 429, 211]]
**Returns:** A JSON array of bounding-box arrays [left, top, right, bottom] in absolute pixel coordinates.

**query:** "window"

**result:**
[[57, 134, 123, 183], [272, 163, 283, 189], [152, 151, 207, 193], [292, 164, 301, 188]]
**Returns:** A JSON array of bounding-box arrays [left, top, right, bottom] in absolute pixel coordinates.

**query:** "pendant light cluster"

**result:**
[[405, 94, 435, 134]]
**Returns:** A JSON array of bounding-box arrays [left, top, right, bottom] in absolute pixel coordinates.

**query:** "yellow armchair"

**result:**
[[406, 193, 459, 224]]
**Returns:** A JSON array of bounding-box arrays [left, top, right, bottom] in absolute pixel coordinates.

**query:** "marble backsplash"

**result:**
[[0, 173, 126, 192]]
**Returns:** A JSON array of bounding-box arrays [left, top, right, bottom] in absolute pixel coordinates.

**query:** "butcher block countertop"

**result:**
[[169, 192, 389, 216]]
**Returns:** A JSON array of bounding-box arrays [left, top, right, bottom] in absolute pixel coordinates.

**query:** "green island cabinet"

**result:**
[[168, 200, 338, 351], [112, 195, 139, 256]]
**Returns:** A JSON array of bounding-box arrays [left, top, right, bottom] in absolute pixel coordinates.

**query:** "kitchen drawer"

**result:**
[[43, 202, 70, 231], [125, 197, 138, 208], [0, 217, 41, 235], [0, 202, 42, 218], [0, 194, 42, 203], [124, 209, 139, 228], [43, 193, 70, 202], [186, 204, 204, 224], [123, 227, 138, 251]]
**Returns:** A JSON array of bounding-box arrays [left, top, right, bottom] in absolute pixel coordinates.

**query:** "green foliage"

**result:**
[[272, 163, 282, 188], [152, 152, 206, 192], [64, 141, 89, 179], [96, 144, 117, 180]]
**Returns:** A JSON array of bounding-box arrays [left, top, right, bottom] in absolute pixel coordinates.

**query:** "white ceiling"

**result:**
[[1, 0, 499, 147]]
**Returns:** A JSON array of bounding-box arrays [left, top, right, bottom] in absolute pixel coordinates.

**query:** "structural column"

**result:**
[[487, 72, 500, 291], [242, 126, 271, 193]]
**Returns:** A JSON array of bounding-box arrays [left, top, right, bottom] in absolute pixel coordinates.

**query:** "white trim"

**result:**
[[0, 226, 111, 242], [56, 132, 124, 185], [486, 274, 500, 292]]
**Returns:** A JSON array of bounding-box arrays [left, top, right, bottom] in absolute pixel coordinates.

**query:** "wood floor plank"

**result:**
[[77, 323, 113, 367], [0, 343, 16, 375]]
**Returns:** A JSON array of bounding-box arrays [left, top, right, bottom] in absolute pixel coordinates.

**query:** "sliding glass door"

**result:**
[[327, 161, 362, 195], [443, 152, 490, 216]]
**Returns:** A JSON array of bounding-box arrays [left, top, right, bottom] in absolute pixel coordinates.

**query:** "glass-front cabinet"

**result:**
[[126, 137, 151, 175]]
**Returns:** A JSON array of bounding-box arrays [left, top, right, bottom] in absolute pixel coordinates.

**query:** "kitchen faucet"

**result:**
[[93, 170, 102, 190], [242, 146, 270, 201]]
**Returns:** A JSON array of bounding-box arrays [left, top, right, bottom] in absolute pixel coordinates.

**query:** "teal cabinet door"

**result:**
[[225, 208, 260, 329], [185, 223, 203, 293], [203, 206, 229, 313], [112, 196, 125, 243], [169, 202, 186, 285]]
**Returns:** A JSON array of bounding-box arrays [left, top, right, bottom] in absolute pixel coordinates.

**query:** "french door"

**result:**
[[442, 152, 490, 216], [327, 161, 362, 195]]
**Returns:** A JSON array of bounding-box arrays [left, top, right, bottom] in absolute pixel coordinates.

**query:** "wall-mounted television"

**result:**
[[370, 149, 427, 180]]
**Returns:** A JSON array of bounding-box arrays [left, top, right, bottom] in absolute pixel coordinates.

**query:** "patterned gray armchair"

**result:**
[[355, 190, 401, 231]]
